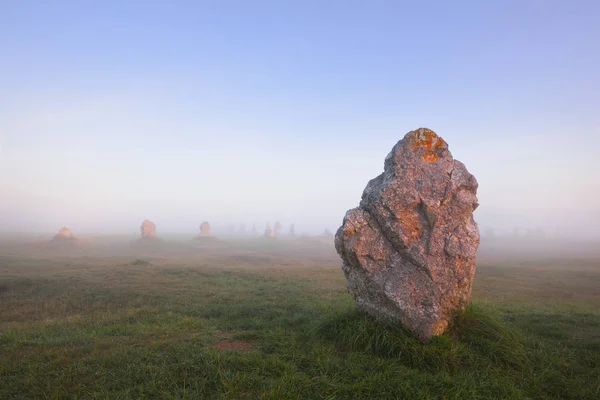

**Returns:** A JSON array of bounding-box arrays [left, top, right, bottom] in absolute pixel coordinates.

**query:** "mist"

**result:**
[[1, 1, 599, 241]]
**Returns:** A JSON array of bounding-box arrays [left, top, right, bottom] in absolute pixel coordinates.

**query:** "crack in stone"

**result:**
[[361, 206, 434, 282], [442, 162, 456, 204]]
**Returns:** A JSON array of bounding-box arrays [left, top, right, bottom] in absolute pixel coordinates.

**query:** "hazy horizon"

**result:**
[[1, 1, 599, 238]]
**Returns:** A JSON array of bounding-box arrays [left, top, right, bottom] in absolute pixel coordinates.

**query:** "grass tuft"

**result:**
[[315, 303, 529, 373], [316, 308, 451, 371], [448, 303, 528, 369]]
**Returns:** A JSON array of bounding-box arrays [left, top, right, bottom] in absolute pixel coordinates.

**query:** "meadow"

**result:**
[[0, 235, 599, 399]]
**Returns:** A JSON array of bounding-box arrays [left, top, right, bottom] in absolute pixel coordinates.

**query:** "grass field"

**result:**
[[1, 236, 599, 399]]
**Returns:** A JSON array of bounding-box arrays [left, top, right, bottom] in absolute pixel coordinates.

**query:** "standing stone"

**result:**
[[264, 222, 275, 238], [289, 223, 296, 236], [252, 224, 258, 235], [322, 228, 333, 237], [52, 227, 77, 242], [274, 221, 282, 236], [140, 219, 157, 239], [197, 221, 213, 237], [335, 128, 480, 341]]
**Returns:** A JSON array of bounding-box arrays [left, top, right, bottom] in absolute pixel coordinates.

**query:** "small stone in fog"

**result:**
[[197, 221, 213, 237], [52, 227, 77, 242], [264, 222, 275, 238], [274, 221, 282, 236], [140, 219, 157, 239]]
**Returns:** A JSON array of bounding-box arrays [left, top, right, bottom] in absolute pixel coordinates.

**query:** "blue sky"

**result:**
[[1, 1, 599, 236]]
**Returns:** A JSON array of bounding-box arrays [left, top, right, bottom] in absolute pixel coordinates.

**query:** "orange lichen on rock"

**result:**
[[343, 225, 358, 240], [412, 128, 446, 162], [397, 207, 423, 245]]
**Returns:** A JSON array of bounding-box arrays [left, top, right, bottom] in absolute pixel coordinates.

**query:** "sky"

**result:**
[[1, 0, 599, 237]]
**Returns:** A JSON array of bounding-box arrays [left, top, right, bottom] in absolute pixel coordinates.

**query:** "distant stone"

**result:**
[[140, 219, 157, 239], [264, 222, 275, 238], [252, 224, 258, 235], [274, 221, 282, 236], [289, 224, 296, 236], [335, 128, 480, 342], [197, 221, 213, 238], [239, 223, 247, 235], [52, 227, 77, 242], [322, 228, 333, 237]]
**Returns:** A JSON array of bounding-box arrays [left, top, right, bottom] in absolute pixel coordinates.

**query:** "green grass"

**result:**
[[0, 240, 599, 399]]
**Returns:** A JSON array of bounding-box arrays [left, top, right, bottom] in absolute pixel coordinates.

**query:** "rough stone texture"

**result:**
[[197, 221, 212, 237], [140, 219, 157, 239], [52, 227, 77, 242], [335, 128, 480, 341], [264, 222, 275, 238]]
